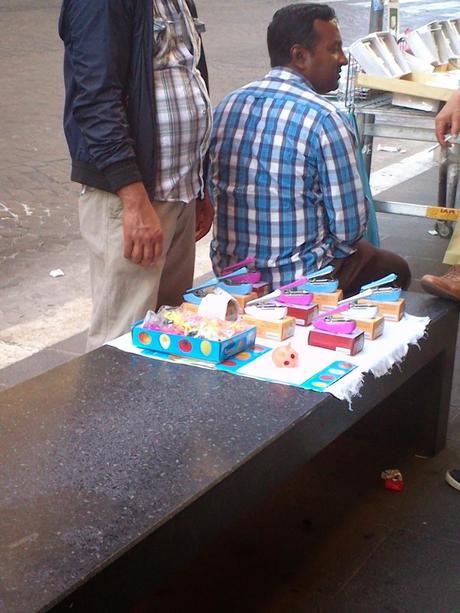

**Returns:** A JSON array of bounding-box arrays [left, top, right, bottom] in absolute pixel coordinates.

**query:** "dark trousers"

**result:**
[[332, 240, 411, 297]]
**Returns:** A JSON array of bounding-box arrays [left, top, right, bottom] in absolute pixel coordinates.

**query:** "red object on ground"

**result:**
[[381, 469, 404, 492], [384, 478, 404, 492]]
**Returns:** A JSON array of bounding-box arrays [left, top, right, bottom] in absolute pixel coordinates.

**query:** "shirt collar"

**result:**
[[266, 66, 315, 91]]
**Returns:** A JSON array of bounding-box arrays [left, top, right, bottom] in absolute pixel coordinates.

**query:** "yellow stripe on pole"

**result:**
[[425, 207, 460, 221]]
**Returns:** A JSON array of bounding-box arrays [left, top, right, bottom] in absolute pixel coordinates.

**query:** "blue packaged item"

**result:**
[[360, 273, 401, 302], [297, 265, 338, 294]]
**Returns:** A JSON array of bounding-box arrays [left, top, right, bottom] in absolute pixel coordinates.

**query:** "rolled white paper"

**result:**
[[198, 288, 240, 321]]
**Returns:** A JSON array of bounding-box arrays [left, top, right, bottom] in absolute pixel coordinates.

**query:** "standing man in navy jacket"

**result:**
[[59, 0, 213, 350]]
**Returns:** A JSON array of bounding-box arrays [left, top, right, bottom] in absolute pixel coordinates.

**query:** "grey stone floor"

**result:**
[[2, 168, 460, 613]]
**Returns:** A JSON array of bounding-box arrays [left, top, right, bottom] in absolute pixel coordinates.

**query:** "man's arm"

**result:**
[[65, 0, 141, 189], [118, 183, 163, 266], [316, 113, 368, 253], [435, 90, 460, 146], [65, 0, 163, 265]]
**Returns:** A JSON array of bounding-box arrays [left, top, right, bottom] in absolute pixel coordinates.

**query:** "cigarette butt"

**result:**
[[428, 133, 453, 152]]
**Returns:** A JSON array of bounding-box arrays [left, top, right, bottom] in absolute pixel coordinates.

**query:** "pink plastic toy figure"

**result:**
[[272, 344, 299, 368]]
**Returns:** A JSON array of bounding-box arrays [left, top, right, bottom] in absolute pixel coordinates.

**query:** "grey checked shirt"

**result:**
[[153, 0, 212, 204]]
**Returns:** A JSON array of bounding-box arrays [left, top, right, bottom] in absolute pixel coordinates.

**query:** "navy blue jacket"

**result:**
[[59, 0, 209, 198]]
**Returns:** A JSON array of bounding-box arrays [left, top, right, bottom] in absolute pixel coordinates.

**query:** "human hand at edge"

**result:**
[[118, 182, 164, 266], [435, 89, 460, 146], [195, 189, 214, 242]]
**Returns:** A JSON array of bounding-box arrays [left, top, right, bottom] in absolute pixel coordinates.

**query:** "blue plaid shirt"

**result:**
[[209, 67, 368, 288]]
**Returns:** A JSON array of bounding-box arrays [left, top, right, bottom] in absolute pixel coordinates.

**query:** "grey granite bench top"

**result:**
[[0, 293, 457, 612]]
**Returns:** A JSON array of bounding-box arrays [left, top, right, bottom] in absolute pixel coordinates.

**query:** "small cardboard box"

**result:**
[[308, 328, 365, 356], [358, 298, 405, 321], [283, 303, 319, 327], [313, 289, 343, 308], [242, 314, 296, 341], [131, 322, 256, 362], [251, 281, 271, 298], [233, 292, 258, 309], [353, 315, 385, 340]]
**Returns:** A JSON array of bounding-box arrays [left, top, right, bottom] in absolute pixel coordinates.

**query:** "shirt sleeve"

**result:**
[[64, 0, 143, 191], [315, 111, 368, 256]]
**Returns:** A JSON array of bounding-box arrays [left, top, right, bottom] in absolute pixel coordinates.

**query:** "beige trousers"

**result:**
[[79, 188, 196, 351], [443, 222, 460, 266]]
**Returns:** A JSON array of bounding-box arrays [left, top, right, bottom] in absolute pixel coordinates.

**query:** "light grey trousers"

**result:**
[[79, 187, 196, 351]]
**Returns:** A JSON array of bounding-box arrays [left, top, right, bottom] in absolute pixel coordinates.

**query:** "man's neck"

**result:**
[[274, 65, 315, 91]]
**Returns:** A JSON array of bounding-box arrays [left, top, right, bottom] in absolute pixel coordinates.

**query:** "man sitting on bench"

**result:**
[[209, 2, 411, 296]]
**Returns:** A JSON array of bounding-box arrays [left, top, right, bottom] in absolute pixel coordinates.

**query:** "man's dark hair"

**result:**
[[267, 3, 337, 67]]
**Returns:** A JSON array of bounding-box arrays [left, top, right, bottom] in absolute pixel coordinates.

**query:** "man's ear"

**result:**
[[289, 43, 312, 72]]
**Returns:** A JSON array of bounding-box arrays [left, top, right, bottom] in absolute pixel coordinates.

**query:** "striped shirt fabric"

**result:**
[[209, 67, 368, 288], [152, 0, 212, 204]]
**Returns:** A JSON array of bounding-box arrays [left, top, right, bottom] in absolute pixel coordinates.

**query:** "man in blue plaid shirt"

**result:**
[[209, 3, 410, 295]]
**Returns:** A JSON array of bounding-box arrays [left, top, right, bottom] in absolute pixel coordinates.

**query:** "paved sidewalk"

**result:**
[[2, 2, 460, 609]]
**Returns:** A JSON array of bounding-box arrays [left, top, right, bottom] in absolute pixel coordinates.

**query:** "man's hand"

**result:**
[[435, 89, 460, 146], [118, 182, 164, 266], [195, 189, 214, 241]]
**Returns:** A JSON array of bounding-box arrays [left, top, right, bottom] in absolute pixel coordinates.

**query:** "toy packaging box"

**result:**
[[233, 292, 258, 309], [308, 328, 365, 356], [283, 303, 319, 327], [359, 298, 405, 321], [353, 315, 385, 339], [131, 304, 257, 363], [242, 314, 296, 341], [313, 289, 343, 308], [132, 322, 256, 363]]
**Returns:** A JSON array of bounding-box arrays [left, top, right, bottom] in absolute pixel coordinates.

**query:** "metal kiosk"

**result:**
[[348, 0, 460, 238]]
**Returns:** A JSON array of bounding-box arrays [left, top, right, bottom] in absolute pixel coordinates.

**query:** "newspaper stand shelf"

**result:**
[[341, 58, 460, 238]]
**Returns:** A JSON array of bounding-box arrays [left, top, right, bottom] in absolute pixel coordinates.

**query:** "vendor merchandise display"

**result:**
[[118, 268, 426, 404]]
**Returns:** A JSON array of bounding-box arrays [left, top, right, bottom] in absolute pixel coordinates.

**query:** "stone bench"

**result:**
[[0, 292, 457, 612]]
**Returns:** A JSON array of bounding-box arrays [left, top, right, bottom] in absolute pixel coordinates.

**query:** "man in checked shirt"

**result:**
[[60, 0, 213, 350], [209, 3, 411, 295]]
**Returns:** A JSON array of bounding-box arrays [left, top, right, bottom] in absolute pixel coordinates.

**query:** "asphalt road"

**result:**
[[0, 0, 458, 366]]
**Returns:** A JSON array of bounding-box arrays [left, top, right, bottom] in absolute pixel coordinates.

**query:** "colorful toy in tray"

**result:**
[[132, 305, 257, 362], [142, 306, 249, 340]]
